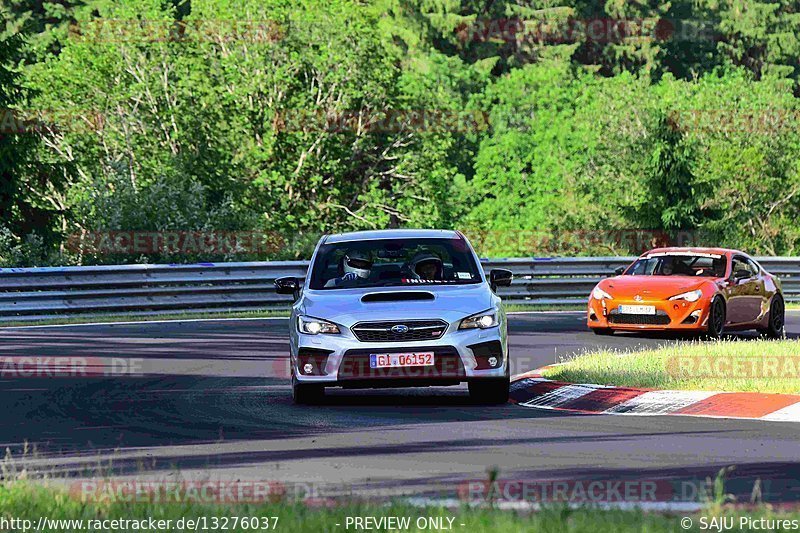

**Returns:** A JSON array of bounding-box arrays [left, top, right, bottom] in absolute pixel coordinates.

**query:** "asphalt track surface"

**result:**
[[2, 312, 799, 504]]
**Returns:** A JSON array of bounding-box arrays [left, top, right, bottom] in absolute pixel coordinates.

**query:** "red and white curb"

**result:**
[[511, 367, 800, 422]]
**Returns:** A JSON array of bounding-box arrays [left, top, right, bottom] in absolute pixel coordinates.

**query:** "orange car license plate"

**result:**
[[618, 305, 656, 315], [370, 352, 435, 368]]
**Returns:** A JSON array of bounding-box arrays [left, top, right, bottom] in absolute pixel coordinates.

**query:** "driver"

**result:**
[[409, 253, 444, 281], [324, 250, 372, 287], [661, 257, 674, 276]]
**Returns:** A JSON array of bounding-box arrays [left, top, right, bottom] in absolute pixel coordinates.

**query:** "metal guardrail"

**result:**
[[0, 257, 798, 320]]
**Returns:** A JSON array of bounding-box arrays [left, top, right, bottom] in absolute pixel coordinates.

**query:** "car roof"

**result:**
[[324, 229, 461, 244], [642, 247, 747, 257]]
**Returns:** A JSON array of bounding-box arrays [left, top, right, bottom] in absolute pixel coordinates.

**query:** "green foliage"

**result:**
[[3, 0, 800, 265], [0, 26, 66, 266]]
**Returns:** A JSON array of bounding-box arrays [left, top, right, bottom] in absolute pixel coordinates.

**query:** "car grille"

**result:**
[[351, 320, 448, 342], [608, 312, 671, 325]]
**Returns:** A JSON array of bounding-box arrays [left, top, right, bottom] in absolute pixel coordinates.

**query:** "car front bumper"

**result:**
[[291, 323, 508, 386], [587, 296, 711, 331]]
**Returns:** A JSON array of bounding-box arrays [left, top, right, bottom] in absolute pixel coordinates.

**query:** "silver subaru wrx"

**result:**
[[275, 229, 513, 404]]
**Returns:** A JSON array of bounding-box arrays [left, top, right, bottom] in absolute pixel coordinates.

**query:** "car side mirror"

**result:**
[[275, 276, 301, 300], [732, 269, 751, 282], [613, 266, 625, 276], [489, 269, 513, 291]]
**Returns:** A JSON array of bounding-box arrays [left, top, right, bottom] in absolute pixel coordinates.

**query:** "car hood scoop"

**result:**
[[361, 291, 435, 303]]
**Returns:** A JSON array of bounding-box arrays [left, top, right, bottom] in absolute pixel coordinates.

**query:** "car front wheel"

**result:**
[[705, 297, 726, 339], [469, 378, 510, 405], [292, 375, 325, 405]]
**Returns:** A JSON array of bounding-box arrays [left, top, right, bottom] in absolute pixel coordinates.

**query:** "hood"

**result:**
[[600, 275, 713, 300], [299, 283, 494, 327]]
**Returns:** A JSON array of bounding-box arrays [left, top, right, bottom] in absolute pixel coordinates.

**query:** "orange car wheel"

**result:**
[[705, 297, 726, 339]]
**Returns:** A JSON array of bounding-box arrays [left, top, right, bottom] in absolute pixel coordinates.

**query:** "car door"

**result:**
[[745, 256, 768, 324], [726, 255, 761, 324]]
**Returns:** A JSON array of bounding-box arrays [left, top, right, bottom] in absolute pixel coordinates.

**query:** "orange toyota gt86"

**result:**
[[587, 248, 785, 337]]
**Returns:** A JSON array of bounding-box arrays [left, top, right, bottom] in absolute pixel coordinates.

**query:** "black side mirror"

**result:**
[[732, 269, 751, 282], [489, 269, 513, 291], [275, 276, 301, 300], [613, 266, 625, 276]]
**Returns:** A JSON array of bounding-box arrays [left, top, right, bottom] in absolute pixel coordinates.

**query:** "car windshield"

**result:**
[[625, 253, 727, 277], [309, 237, 483, 290]]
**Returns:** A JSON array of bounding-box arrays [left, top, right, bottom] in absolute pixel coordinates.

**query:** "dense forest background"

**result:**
[[2, 0, 800, 265]]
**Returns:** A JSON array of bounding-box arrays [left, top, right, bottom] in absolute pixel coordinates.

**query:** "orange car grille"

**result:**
[[608, 312, 671, 325]]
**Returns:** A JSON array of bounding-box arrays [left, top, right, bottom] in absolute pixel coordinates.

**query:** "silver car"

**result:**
[[275, 229, 513, 404]]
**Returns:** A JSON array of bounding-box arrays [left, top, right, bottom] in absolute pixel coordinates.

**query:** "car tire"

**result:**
[[705, 297, 726, 339], [292, 375, 325, 405], [592, 328, 614, 336], [760, 295, 785, 339], [469, 378, 510, 405]]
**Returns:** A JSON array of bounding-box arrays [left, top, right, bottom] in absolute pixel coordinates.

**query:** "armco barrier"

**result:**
[[0, 257, 798, 321]]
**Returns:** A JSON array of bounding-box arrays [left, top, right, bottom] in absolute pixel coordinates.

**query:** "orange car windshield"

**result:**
[[626, 254, 727, 277]]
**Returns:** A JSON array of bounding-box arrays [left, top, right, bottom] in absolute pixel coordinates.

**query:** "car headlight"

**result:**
[[592, 286, 613, 300], [297, 316, 340, 335], [459, 310, 499, 330], [668, 289, 703, 302]]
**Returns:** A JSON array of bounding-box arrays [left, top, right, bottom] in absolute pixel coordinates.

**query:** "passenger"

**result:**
[[661, 258, 674, 276], [408, 253, 444, 280]]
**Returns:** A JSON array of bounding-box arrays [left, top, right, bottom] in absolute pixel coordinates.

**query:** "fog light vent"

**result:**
[[682, 310, 702, 325], [297, 348, 333, 376], [469, 341, 503, 371]]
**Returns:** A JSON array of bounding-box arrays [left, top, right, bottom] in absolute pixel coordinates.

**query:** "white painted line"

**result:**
[[604, 390, 718, 415], [0, 316, 290, 330], [521, 383, 599, 409], [762, 401, 800, 422], [512, 362, 569, 381], [403, 497, 703, 513]]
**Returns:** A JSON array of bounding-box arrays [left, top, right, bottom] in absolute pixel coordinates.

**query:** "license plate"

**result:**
[[618, 305, 656, 315], [370, 352, 435, 369]]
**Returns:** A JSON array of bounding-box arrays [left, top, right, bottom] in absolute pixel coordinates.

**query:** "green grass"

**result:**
[[1, 482, 799, 533], [543, 339, 800, 394], [504, 303, 586, 312], [0, 309, 289, 328]]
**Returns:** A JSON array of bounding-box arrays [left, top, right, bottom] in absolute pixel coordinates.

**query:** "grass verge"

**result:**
[[542, 339, 800, 394], [1, 482, 799, 533], [0, 309, 290, 328]]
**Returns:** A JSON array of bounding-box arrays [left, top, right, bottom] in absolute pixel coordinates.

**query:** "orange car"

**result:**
[[587, 248, 785, 337]]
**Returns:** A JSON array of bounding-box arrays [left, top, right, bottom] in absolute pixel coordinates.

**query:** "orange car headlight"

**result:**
[[668, 289, 703, 302], [592, 287, 613, 300]]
